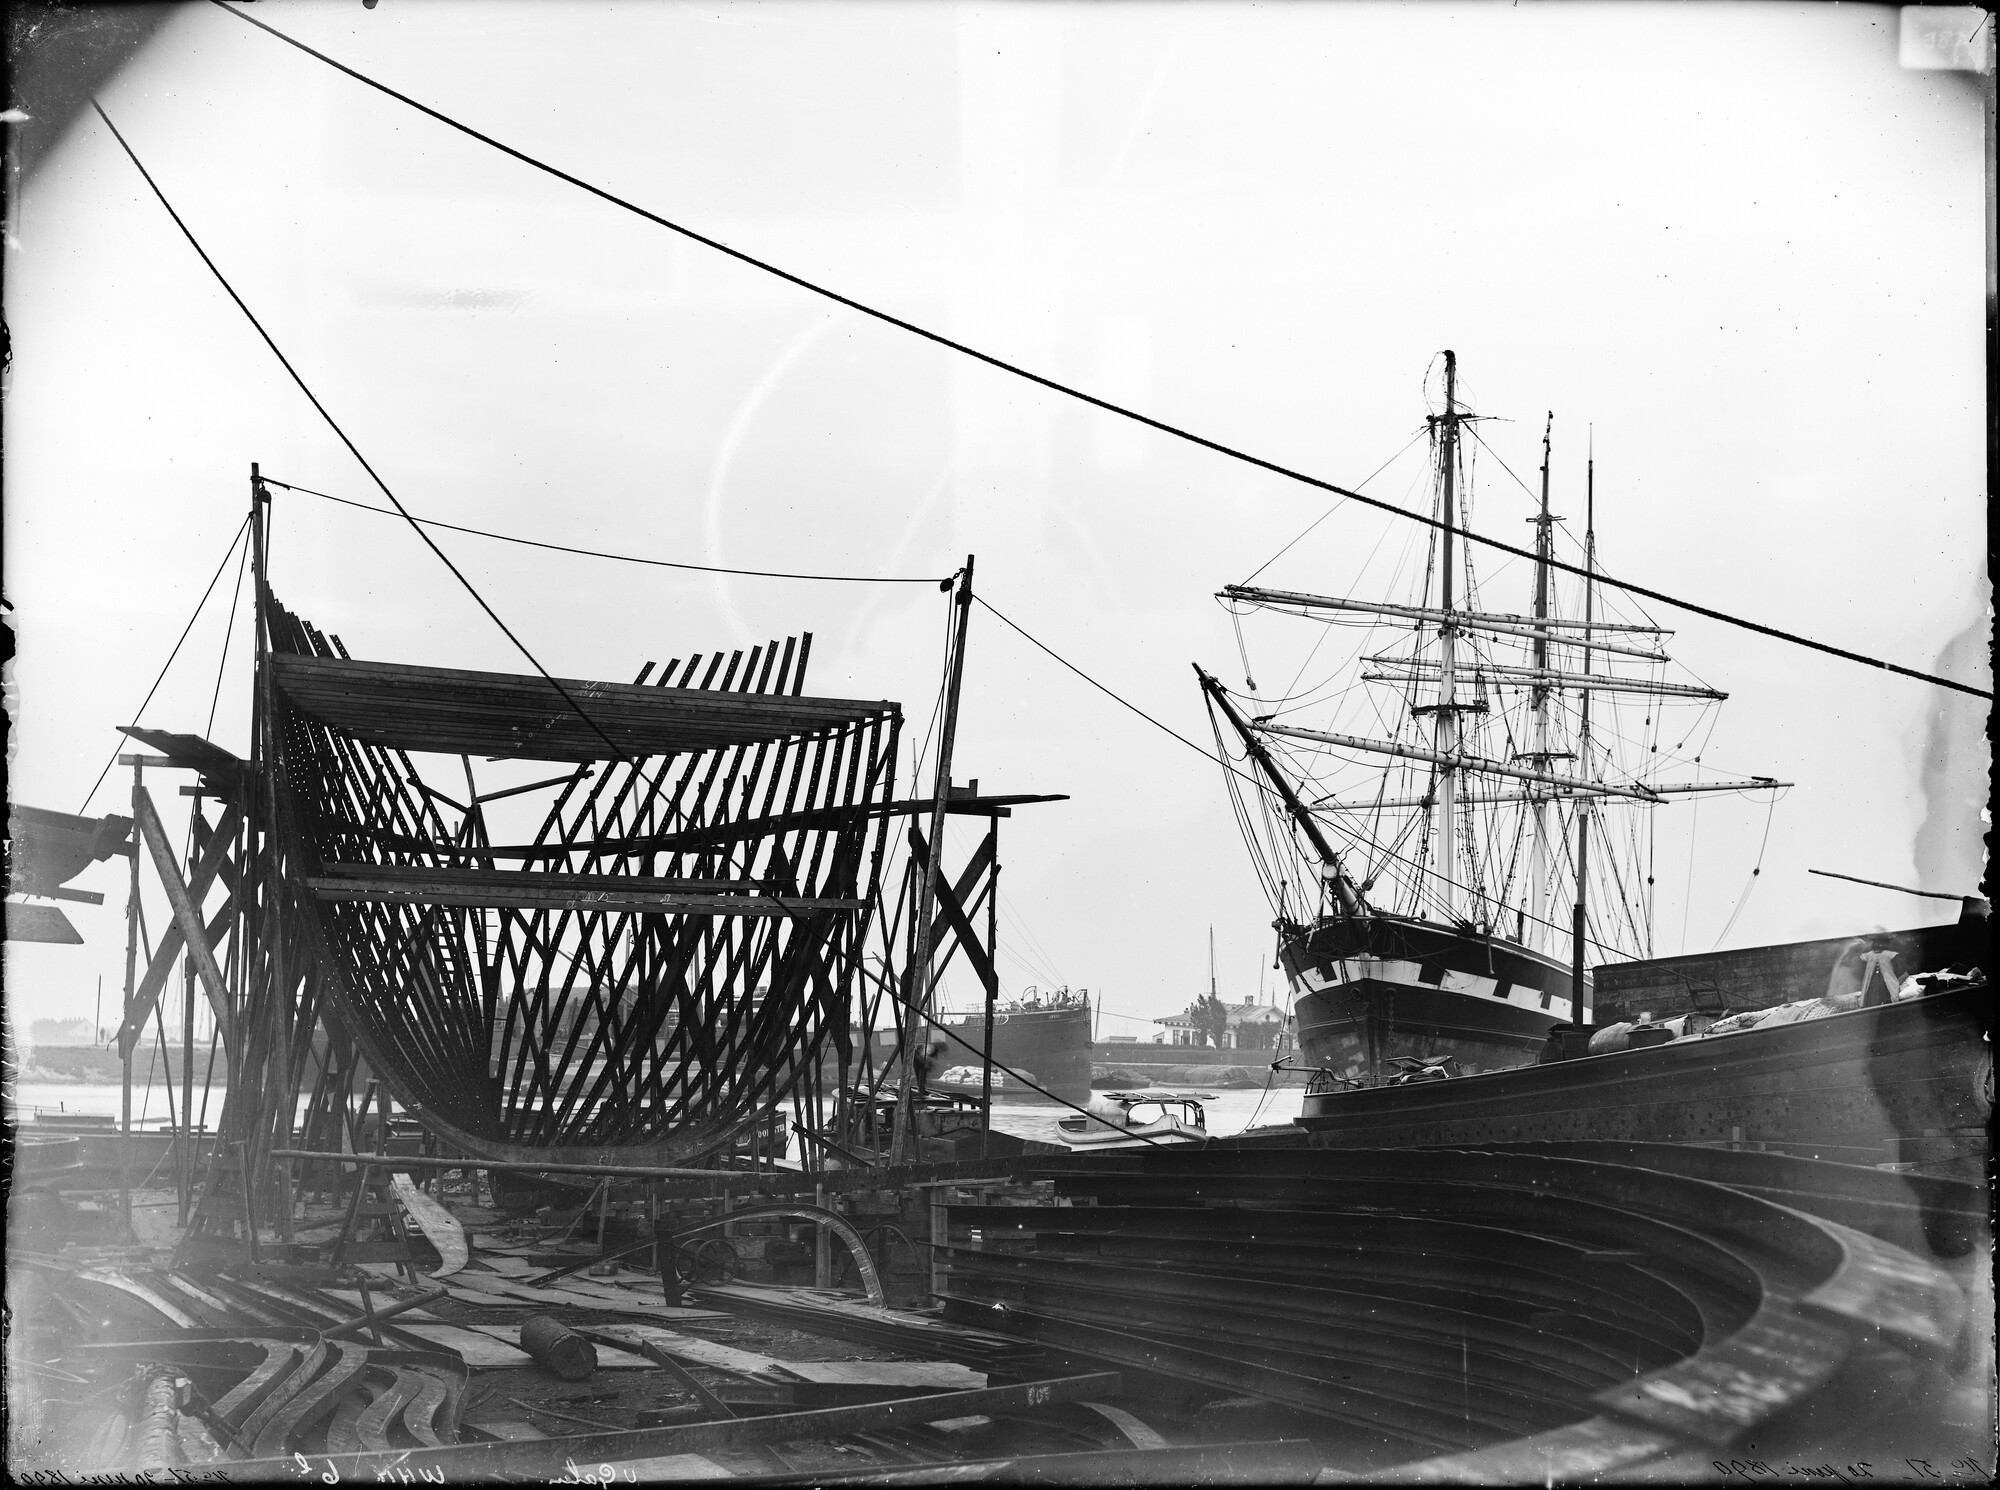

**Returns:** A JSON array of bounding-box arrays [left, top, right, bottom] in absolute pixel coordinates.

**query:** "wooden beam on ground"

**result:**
[[228, 1372, 1122, 1480], [700, 1439, 1325, 1486], [576, 1328, 740, 1418], [321, 1285, 449, 1342]]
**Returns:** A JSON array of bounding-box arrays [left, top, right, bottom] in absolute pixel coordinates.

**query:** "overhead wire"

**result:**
[[205, 523, 254, 741], [262, 477, 949, 585], [207, 0, 1987, 703], [1238, 425, 1427, 585], [92, 100, 635, 768], [983, 592, 1588, 945], [78, 513, 250, 813]]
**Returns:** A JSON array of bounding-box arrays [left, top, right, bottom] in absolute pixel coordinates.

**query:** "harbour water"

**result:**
[[987, 1086, 1305, 1145], [10, 1081, 1309, 1147], [10, 1081, 212, 1126]]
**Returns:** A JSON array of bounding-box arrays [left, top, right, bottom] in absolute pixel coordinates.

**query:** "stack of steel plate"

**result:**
[[939, 1144, 1985, 1480]]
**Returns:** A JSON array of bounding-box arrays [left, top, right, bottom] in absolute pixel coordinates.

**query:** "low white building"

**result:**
[[1154, 996, 1292, 1050]]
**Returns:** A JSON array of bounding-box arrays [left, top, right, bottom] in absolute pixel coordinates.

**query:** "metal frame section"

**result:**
[[939, 1146, 1976, 1477], [258, 589, 901, 1170]]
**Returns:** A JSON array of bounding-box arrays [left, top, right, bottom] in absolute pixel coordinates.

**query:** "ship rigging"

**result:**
[[1201, 352, 1789, 1083]]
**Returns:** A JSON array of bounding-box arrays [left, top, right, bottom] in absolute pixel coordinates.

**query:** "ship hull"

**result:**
[[1292, 981, 1990, 1173], [833, 1003, 1092, 1104], [1283, 914, 1578, 1081], [935, 1004, 1091, 1103]]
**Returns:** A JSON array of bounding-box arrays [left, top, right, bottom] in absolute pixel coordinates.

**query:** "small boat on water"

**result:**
[[930, 1065, 1043, 1100], [1058, 1090, 1215, 1150]]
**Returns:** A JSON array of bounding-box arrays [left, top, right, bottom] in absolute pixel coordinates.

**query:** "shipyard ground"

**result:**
[[7, 1125, 1993, 1484]]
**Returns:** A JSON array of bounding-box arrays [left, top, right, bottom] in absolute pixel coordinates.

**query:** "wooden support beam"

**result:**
[[132, 788, 236, 1054], [906, 824, 998, 998], [306, 879, 865, 916], [316, 863, 763, 894], [117, 802, 242, 1055], [321, 1284, 449, 1343]]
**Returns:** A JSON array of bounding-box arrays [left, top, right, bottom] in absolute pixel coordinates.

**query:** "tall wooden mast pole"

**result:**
[[979, 811, 1000, 1159], [1529, 414, 1555, 949], [1569, 438, 1596, 1031], [895, 555, 975, 1163], [1435, 352, 1461, 922], [247, 462, 278, 1214], [121, 755, 142, 1234]]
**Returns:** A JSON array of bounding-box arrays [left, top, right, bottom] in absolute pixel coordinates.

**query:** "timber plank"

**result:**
[[771, 1361, 987, 1390], [586, 1323, 790, 1379], [448, 1272, 730, 1322], [397, 1324, 536, 1368], [391, 1175, 469, 1275], [458, 1324, 660, 1370]]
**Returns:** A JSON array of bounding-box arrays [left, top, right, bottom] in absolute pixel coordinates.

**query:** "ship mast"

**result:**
[[1569, 439, 1596, 1028], [1529, 414, 1555, 950], [1433, 352, 1463, 922]]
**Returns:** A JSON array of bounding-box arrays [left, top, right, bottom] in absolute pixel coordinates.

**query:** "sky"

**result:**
[[4, 0, 1989, 1046]]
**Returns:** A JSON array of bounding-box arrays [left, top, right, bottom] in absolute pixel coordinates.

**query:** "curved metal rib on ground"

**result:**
[[69, 1328, 467, 1460], [670, 1201, 887, 1304], [941, 1146, 1970, 1479], [262, 593, 902, 1168], [251, 1338, 368, 1457]]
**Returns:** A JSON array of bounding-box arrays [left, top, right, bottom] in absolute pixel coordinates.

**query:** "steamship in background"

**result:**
[[1202, 352, 1787, 1085], [839, 986, 1093, 1105]]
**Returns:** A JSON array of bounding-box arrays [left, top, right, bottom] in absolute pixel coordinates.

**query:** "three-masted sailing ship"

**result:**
[[1201, 351, 1785, 1083]]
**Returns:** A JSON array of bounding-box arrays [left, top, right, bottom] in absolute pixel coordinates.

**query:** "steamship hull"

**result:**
[[833, 1003, 1093, 1104], [938, 1004, 1092, 1103], [1284, 913, 1579, 1082]]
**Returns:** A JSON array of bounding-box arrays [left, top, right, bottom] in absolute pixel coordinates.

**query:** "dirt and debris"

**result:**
[[8, 1172, 1271, 1484]]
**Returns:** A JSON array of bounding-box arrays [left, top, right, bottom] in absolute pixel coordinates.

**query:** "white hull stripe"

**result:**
[[1296, 970, 1573, 1025]]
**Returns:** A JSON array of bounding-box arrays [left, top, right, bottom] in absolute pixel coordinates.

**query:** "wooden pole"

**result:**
[[895, 557, 975, 1162], [1569, 437, 1597, 1042], [980, 815, 999, 1159], [1529, 413, 1555, 951], [929, 1189, 948, 1302], [248, 462, 276, 1226], [181, 858, 197, 1226], [1435, 350, 1461, 922], [121, 756, 143, 1234], [814, 1183, 831, 1288]]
